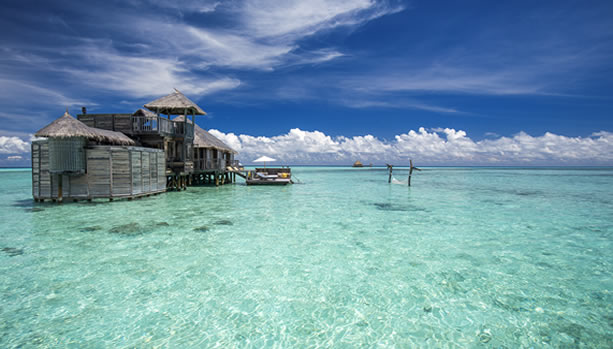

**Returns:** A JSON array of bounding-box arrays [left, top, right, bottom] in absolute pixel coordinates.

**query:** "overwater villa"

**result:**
[[31, 90, 239, 202]]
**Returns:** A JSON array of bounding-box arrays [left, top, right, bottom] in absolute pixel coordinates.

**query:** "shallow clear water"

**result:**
[[1, 167, 612, 347]]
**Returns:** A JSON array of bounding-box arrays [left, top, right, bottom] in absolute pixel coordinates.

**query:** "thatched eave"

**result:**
[[93, 128, 135, 145]]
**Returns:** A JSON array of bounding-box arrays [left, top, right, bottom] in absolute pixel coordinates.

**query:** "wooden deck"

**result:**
[[77, 113, 194, 140]]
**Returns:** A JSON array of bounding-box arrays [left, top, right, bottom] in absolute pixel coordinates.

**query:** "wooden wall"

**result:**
[[32, 142, 166, 200], [77, 114, 132, 135]]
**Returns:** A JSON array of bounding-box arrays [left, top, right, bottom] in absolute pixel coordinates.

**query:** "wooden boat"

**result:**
[[246, 168, 292, 185], [352, 160, 372, 168]]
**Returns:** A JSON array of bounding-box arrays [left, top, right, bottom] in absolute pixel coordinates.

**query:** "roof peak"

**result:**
[[144, 90, 206, 116]]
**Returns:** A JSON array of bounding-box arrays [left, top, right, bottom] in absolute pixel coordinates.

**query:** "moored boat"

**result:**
[[353, 160, 372, 167], [246, 168, 292, 185]]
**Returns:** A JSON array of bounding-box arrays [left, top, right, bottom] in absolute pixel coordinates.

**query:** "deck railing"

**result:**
[[194, 158, 226, 171], [132, 116, 194, 138], [78, 114, 194, 139]]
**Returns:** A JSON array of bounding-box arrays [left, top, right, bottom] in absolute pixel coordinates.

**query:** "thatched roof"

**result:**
[[133, 108, 157, 117], [36, 112, 102, 139], [173, 115, 236, 153], [35, 112, 135, 145], [144, 89, 206, 116], [94, 128, 136, 145]]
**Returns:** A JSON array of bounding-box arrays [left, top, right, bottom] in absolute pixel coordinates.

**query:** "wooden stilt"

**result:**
[[387, 164, 393, 183], [58, 175, 63, 203]]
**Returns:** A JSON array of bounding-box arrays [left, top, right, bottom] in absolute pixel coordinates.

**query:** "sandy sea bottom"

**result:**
[[0, 167, 612, 347]]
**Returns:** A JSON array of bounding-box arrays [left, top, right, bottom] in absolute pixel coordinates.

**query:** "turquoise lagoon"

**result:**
[[0, 167, 612, 347]]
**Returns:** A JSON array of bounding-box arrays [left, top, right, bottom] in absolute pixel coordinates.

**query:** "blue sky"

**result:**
[[1, 0, 612, 165]]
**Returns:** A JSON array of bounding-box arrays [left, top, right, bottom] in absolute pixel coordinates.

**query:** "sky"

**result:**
[[1, 0, 612, 166]]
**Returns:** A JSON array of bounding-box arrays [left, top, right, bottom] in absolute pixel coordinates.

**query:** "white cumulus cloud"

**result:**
[[210, 127, 613, 165], [3, 127, 611, 166], [0, 136, 30, 154]]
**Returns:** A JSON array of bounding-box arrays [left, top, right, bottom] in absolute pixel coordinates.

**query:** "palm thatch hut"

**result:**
[[34, 111, 134, 174], [32, 111, 165, 202]]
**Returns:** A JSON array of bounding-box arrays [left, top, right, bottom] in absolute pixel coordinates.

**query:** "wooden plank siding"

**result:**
[[150, 152, 158, 191], [76, 114, 132, 134], [157, 152, 166, 189], [142, 152, 150, 193], [32, 143, 40, 197], [39, 142, 51, 198], [111, 150, 131, 196], [113, 115, 132, 134], [87, 148, 111, 198], [131, 151, 142, 195], [68, 173, 89, 198], [78, 115, 95, 128], [32, 143, 165, 200]]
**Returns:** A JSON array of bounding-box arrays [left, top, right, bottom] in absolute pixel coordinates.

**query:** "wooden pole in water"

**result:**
[[387, 164, 393, 183], [408, 159, 421, 186], [408, 160, 413, 186]]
